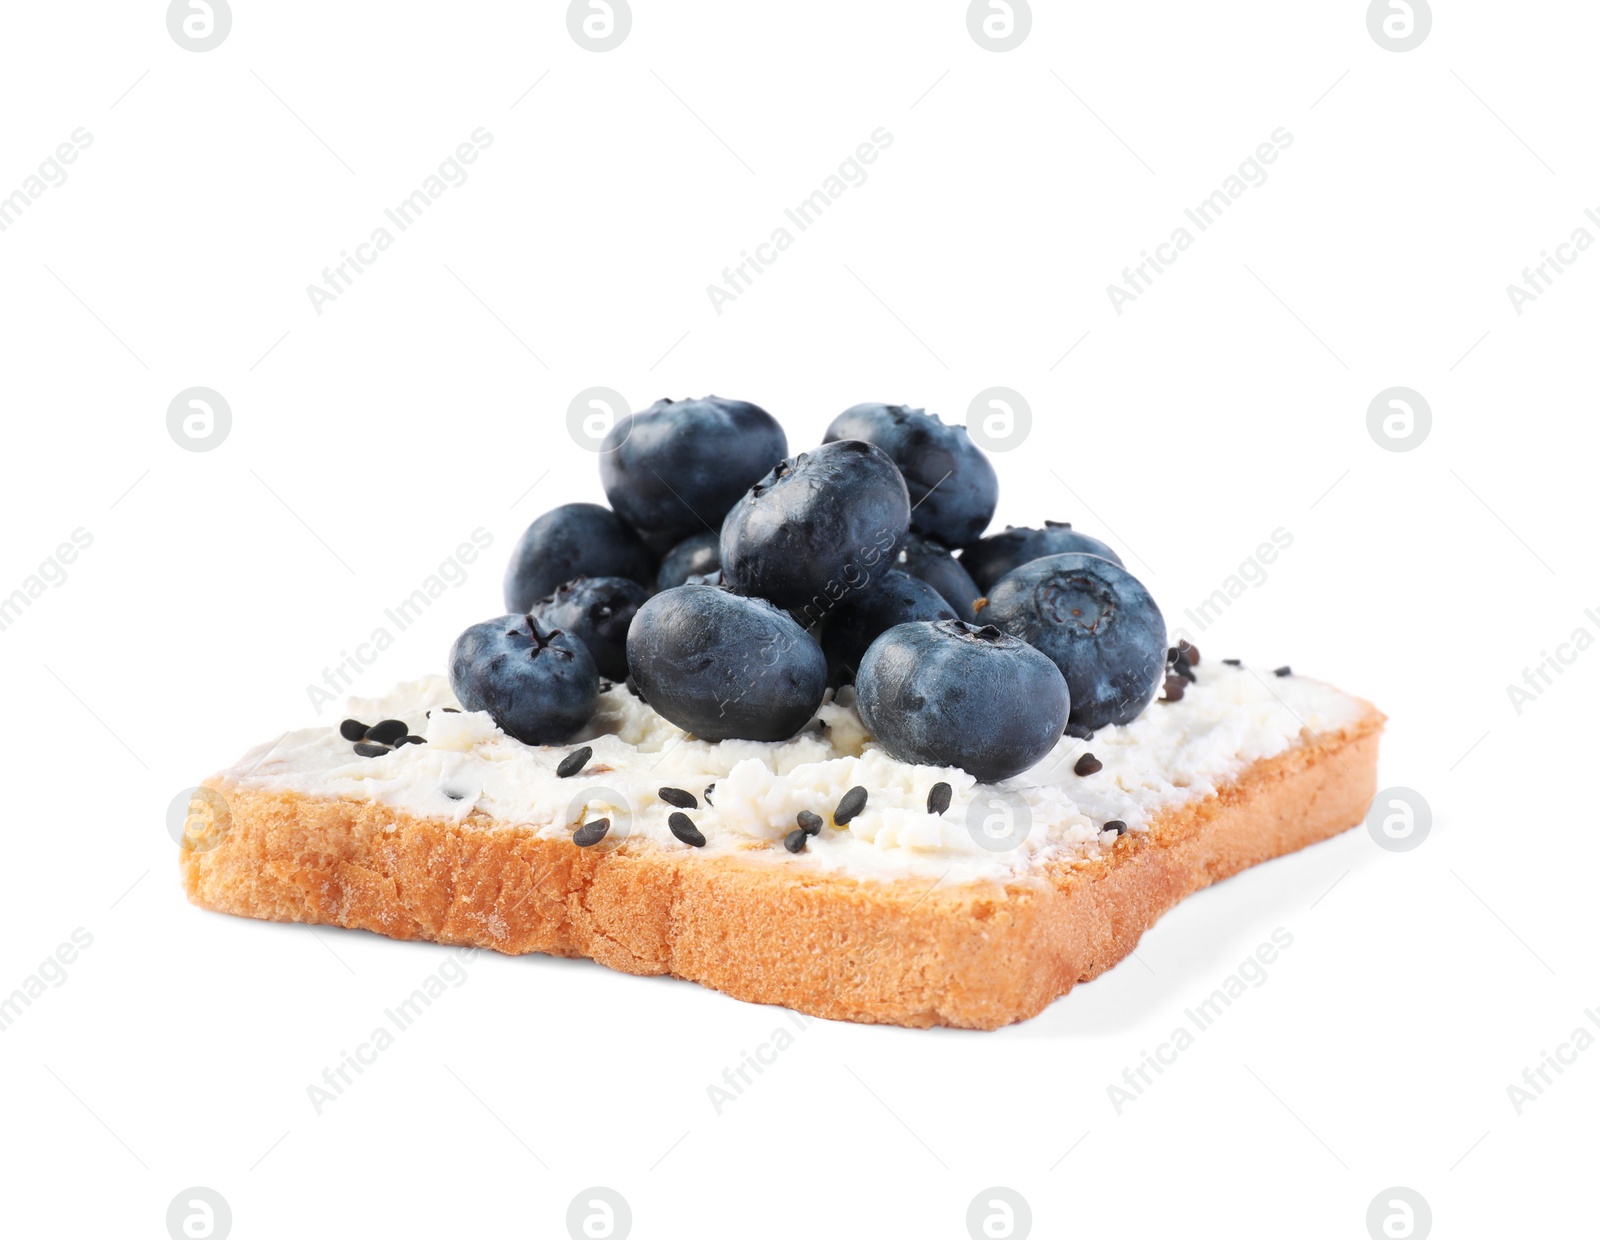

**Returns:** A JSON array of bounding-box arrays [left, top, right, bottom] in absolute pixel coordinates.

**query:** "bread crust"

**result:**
[[181, 707, 1383, 1029]]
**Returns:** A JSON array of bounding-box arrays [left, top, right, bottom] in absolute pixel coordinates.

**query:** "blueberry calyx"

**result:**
[[513, 615, 575, 661], [1038, 571, 1117, 634], [938, 619, 1005, 644]]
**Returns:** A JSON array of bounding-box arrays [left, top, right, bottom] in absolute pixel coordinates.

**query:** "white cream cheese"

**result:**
[[215, 664, 1368, 883]]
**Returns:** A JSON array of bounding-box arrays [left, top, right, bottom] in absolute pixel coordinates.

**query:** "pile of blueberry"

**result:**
[[450, 396, 1168, 784]]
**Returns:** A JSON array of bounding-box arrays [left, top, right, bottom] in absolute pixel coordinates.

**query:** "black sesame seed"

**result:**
[[1159, 674, 1186, 703], [668, 812, 706, 847], [399, 735, 427, 746], [926, 782, 953, 816], [442, 788, 466, 801], [658, 786, 698, 809], [1105, 819, 1128, 836], [704, 783, 716, 806], [797, 810, 824, 836], [365, 719, 408, 745], [783, 828, 808, 854], [353, 742, 390, 758], [1274, 665, 1292, 677], [573, 818, 610, 847], [442, 706, 460, 713], [339, 719, 368, 741], [556, 746, 592, 778], [1178, 640, 1200, 667], [1222, 658, 1241, 667], [1063, 722, 1095, 741], [598, 681, 616, 694], [1074, 753, 1103, 777], [833, 785, 868, 825]]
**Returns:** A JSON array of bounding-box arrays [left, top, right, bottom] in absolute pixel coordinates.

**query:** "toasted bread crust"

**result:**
[[181, 707, 1383, 1029]]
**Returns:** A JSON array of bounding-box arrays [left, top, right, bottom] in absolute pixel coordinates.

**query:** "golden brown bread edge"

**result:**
[[181, 706, 1383, 1030]]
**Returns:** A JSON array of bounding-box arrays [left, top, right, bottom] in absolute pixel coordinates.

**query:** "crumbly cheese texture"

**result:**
[[216, 665, 1366, 882]]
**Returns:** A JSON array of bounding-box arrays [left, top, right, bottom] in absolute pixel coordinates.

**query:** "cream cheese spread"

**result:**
[[215, 663, 1367, 883]]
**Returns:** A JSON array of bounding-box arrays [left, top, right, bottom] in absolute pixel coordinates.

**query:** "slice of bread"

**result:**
[[180, 682, 1383, 1030]]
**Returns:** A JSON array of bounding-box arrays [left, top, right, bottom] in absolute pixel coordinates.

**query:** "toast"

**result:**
[[180, 663, 1383, 1030]]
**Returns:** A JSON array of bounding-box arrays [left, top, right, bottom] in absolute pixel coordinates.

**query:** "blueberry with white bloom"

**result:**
[[824, 403, 997, 547], [855, 619, 1069, 783], [959, 521, 1122, 594], [983, 553, 1165, 731], [721, 439, 910, 617], [602, 396, 787, 544], [626, 584, 827, 741], [449, 614, 599, 745], [504, 503, 653, 612]]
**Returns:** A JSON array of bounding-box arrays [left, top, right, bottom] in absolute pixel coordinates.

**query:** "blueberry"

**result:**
[[959, 521, 1123, 594], [855, 620, 1069, 783], [626, 584, 826, 741], [896, 533, 983, 623], [982, 553, 1165, 731], [721, 439, 910, 619], [655, 530, 721, 592], [820, 569, 955, 687], [448, 614, 599, 745], [601, 396, 788, 544], [504, 502, 653, 613], [529, 576, 648, 681], [823, 404, 998, 547]]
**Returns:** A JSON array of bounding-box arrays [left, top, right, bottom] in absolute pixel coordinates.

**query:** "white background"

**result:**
[[1, 1, 1595, 1237]]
